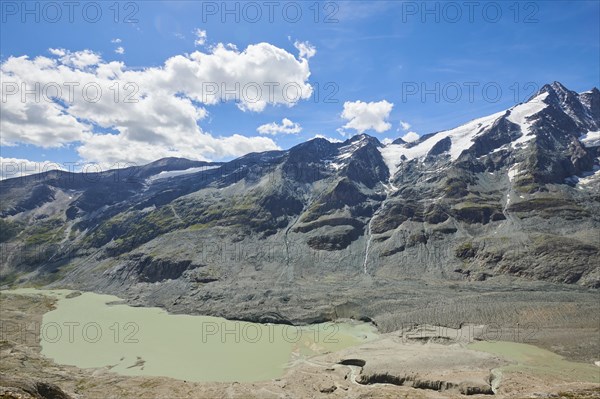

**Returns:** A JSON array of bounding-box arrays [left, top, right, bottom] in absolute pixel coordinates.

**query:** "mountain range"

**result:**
[[1, 81, 599, 326]]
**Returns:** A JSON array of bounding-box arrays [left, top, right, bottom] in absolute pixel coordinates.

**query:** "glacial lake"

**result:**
[[468, 341, 600, 383], [5, 288, 378, 382]]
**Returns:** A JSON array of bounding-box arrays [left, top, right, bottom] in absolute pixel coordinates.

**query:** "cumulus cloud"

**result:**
[[115, 47, 125, 54], [294, 40, 316, 59], [394, 120, 418, 142], [335, 128, 348, 137], [56, 49, 102, 68], [194, 29, 207, 46], [399, 121, 411, 131], [49, 48, 65, 56], [1, 55, 93, 147], [156, 42, 313, 112], [111, 38, 122, 43], [257, 118, 302, 135], [1, 40, 312, 164], [341, 100, 394, 133], [401, 131, 420, 142], [77, 132, 280, 167]]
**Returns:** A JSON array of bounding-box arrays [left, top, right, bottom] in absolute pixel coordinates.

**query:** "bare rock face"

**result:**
[[0, 375, 72, 399], [357, 373, 494, 395], [331, 335, 502, 396], [318, 384, 337, 394], [0, 81, 599, 326]]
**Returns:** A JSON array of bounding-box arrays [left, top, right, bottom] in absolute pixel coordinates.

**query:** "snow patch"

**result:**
[[332, 135, 370, 166], [566, 161, 600, 189], [576, 169, 600, 189], [490, 143, 510, 154], [147, 165, 220, 181], [382, 182, 398, 194], [578, 172, 600, 187], [579, 131, 600, 148], [379, 110, 505, 177], [507, 92, 549, 148], [336, 151, 354, 160], [507, 163, 526, 182]]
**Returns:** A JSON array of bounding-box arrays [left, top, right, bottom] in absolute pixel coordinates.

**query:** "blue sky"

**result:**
[[1, 0, 599, 171]]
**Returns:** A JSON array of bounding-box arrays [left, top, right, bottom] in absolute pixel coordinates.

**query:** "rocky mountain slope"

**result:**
[[1, 81, 599, 325]]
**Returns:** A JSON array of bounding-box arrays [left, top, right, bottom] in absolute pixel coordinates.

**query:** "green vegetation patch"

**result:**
[[455, 241, 478, 259], [23, 218, 65, 245], [0, 219, 22, 242]]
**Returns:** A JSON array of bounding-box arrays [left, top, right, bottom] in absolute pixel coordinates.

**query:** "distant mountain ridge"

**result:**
[[1, 81, 598, 325]]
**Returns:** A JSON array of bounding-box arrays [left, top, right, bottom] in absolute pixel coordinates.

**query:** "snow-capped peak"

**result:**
[[336, 134, 374, 159], [379, 110, 505, 177], [379, 91, 555, 178], [532, 80, 572, 100]]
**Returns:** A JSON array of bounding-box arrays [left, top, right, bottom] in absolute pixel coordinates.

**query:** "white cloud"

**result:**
[[77, 132, 280, 167], [194, 29, 207, 46], [58, 49, 101, 68], [401, 131, 419, 142], [115, 47, 125, 54], [1, 41, 312, 164], [47, 48, 100, 68], [111, 38, 122, 43], [381, 137, 394, 145], [174, 33, 185, 40], [294, 40, 316, 59], [312, 134, 342, 143], [0, 157, 65, 180], [49, 48, 65, 56], [257, 118, 302, 135], [178, 43, 313, 112], [0, 59, 92, 147], [399, 121, 411, 131], [341, 100, 394, 133]]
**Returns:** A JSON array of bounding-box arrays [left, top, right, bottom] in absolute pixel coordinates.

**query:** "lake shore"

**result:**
[[1, 290, 598, 398]]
